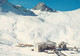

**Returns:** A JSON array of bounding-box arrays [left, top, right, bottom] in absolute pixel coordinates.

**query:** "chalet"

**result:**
[[58, 41, 67, 50], [34, 40, 56, 52]]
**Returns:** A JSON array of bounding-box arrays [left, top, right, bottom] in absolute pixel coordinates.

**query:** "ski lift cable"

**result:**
[[0, 0, 7, 7]]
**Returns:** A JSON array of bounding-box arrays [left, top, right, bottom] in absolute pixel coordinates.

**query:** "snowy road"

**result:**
[[0, 44, 57, 56]]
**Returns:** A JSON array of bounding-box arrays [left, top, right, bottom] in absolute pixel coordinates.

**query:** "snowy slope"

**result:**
[[0, 9, 80, 46], [32, 9, 80, 46], [0, 9, 80, 56], [0, 0, 35, 16]]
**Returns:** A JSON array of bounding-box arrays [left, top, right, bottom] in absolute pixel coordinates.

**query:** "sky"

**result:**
[[8, 0, 80, 11]]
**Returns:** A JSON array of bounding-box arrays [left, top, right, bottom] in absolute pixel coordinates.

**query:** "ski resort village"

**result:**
[[0, 0, 80, 56]]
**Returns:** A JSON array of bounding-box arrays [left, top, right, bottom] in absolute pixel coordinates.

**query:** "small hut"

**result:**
[[34, 40, 56, 52], [58, 41, 67, 50]]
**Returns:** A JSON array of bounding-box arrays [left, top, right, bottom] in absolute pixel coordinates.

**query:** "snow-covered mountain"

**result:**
[[0, 0, 80, 47], [0, 0, 35, 16], [32, 2, 56, 12], [0, 8, 80, 46], [0, 1, 80, 56], [0, 9, 80, 56]]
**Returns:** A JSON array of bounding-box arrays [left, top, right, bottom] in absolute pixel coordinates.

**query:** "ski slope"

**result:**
[[0, 8, 80, 56]]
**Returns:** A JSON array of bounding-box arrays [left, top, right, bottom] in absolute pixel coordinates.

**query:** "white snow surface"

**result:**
[[0, 9, 80, 56]]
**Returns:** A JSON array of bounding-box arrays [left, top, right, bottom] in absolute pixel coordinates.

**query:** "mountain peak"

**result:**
[[32, 2, 54, 12], [0, 0, 36, 16], [38, 2, 45, 6]]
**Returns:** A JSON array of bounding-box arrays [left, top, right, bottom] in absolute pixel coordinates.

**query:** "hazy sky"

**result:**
[[8, 0, 80, 11]]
